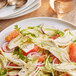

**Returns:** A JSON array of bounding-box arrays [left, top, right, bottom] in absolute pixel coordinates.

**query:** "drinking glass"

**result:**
[[50, 0, 75, 14]]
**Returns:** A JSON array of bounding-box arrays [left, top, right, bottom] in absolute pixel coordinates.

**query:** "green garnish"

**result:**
[[45, 56, 51, 70], [49, 57, 53, 63], [14, 25, 21, 31], [20, 29, 26, 34], [0, 69, 7, 76], [28, 25, 41, 29], [45, 28, 64, 36], [28, 26, 35, 29], [23, 33, 36, 37], [0, 68, 12, 76], [27, 38, 32, 42], [54, 30, 64, 36], [14, 25, 18, 29], [69, 31, 73, 36], [73, 40, 76, 42], [45, 50, 50, 55], [13, 47, 25, 61]]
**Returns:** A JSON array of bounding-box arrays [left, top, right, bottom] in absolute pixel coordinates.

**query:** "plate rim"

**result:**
[[11, 17, 76, 27], [0, 17, 76, 33], [2, 0, 41, 19], [0, 0, 35, 18], [9, 17, 76, 27]]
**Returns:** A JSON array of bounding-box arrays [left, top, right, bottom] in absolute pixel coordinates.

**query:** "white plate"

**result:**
[[0, 0, 35, 17], [1, 0, 41, 19], [0, 17, 76, 46], [8, 0, 41, 18]]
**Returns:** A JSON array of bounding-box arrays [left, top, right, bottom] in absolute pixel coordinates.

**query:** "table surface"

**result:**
[[0, 0, 56, 32]]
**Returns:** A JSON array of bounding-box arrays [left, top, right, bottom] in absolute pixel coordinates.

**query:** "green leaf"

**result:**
[[49, 57, 53, 63], [14, 25, 21, 31], [20, 29, 26, 34], [27, 38, 32, 42], [69, 31, 74, 36], [54, 30, 64, 36], [45, 56, 51, 70], [23, 33, 36, 37], [28, 24, 41, 29], [13, 47, 25, 61], [14, 25, 18, 29], [73, 40, 76, 42], [28, 26, 35, 29], [0, 68, 12, 76], [0, 69, 7, 75]]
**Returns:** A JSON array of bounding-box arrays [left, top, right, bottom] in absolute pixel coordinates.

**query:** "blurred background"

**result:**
[[0, 0, 76, 31]]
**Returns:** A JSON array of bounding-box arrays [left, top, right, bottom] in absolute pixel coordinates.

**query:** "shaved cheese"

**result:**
[[8, 34, 28, 49], [54, 31, 73, 46], [19, 43, 34, 53], [53, 63, 76, 72], [3, 53, 26, 66], [49, 47, 70, 62]]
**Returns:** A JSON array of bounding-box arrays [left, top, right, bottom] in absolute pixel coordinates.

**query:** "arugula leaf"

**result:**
[[13, 47, 25, 61]]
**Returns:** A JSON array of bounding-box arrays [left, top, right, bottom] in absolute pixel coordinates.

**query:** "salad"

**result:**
[[0, 25, 76, 76]]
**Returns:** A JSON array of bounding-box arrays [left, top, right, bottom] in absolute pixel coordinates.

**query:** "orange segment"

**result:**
[[5, 30, 20, 42]]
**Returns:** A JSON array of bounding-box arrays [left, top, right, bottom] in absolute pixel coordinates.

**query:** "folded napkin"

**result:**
[[57, 0, 76, 25]]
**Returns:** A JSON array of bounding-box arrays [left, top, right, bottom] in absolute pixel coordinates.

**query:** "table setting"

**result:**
[[0, 0, 41, 19], [0, 0, 76, 76]]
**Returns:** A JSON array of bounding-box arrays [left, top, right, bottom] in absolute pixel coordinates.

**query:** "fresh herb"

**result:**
[[27, 38, 32, 42], [28, 24, 41, 29], [73, 40, 76, 42], [45, 56, 51, 70], [21, 37, 32, 44], [0, 69, 7, 76], [23, 33, 36, 37], [54, 30, 64, 36], [15, 25, 18, 29], [0, 68, 12, 76], [14, 25, 21, 31], [49, 57, 53, 63], [20, 29, 26, 34], [69, 31, 73, 36], [28, 26, 35, 29], [45, 50, 50, 55], [45, 28, 64, 36], [13, 47, 25, 61]]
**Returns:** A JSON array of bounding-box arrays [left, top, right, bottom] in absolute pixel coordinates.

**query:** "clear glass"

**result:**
[[50, 0, 75, 14]]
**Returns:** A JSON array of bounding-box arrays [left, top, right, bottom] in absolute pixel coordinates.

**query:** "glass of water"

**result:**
[[50, 0, 75, 14]]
